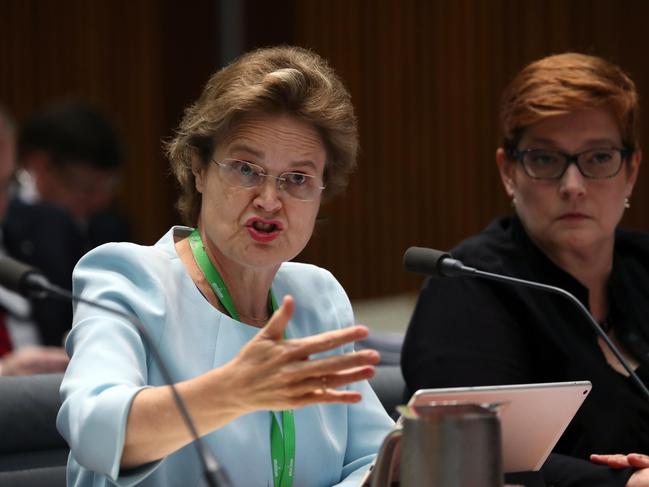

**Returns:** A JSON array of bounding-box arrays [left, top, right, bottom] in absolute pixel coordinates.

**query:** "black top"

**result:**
[[402, 216, 649, 486], [2, 199, 131, 346]]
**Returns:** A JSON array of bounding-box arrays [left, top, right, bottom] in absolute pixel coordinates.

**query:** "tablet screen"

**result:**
[[409, 381, 592, 472]]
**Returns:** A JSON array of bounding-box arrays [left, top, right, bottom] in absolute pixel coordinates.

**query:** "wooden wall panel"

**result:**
[[290, 0, 649, 299], [2, 0, 649, 301], [0, 0, 167, 244]]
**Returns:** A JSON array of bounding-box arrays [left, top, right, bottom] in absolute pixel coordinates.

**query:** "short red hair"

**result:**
[[500, 53, 639, 152]]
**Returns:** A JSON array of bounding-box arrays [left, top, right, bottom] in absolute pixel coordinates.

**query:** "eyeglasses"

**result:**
[[213, 158, 325, 201], [508, 147, 631, 180]]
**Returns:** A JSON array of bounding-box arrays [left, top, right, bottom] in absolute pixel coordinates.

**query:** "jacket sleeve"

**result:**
[[56, 244, 166, 486], [543, 453, 633, 487]]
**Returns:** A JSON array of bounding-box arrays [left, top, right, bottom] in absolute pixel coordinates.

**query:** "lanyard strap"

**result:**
[[271, 410, 295, 487], [188, 228, 294, 487]]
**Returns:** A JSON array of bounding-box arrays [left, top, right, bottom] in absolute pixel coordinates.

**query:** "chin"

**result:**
[[238, 244, 296, 269], [553, 229, 606, 253]]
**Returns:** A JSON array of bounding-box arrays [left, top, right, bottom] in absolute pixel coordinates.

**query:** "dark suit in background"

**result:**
[[2, 198, 130, 346]]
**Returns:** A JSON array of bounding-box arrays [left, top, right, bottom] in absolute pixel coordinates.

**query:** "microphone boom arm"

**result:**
[[462, 266, 649, 402], [403, 246, 649, 402], [35, 279, 229, 487]]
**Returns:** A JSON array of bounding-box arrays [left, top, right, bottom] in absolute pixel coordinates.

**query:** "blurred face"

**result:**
[[497, 108, 640, 257], [24, 150, 120, 222], [36, 161, 118, 221], [0, 128, 15, 221], [192, 114, 326, 271]]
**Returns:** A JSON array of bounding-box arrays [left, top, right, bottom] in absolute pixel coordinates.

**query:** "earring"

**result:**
[[625, 197, 631, 209], [511, 197, 517, 208]]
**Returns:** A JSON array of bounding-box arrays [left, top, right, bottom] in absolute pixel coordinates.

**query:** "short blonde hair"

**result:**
[[166, 46, 358, 226], [501, 52, 639, 152]]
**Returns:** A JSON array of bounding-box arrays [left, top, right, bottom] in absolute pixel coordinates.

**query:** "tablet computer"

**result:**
[[408, 381, 592, 473]]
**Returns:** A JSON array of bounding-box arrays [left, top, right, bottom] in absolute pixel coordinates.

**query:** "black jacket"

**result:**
[[2, 199, 130, 346], [402, 216, 649, 486]]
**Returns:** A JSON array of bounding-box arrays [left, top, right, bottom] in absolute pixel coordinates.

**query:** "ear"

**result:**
[[624, 149, 642, 197], [496, 147, 516, 198], [191, 156, 206, 194]]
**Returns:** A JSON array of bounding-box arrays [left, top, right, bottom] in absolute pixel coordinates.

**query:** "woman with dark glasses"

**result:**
[[403, 53, 649, 486]]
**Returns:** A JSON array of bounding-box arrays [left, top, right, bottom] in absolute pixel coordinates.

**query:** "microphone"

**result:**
[[0, 256, 230, 487], [0, 256, 51, 298], [403, 246, 649, 402]]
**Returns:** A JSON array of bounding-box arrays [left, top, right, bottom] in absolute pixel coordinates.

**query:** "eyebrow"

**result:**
[[227, 143, 319, 171], [228, 143, 264, 159]]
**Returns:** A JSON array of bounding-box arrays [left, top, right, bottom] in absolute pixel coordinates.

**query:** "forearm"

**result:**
[[543, 453, 633, 487], [121, 364, 242, 468]]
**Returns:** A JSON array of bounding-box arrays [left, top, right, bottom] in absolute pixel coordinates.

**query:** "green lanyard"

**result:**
[[188, 229, 295, 487]]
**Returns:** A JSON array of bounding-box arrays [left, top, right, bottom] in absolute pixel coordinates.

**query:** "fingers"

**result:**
[[282, 389, 364, 409], [2, 346, 69, 376], [590, 454, 632, 468], [288, 366, 376, 396], [257, 295, 370, 363], [628, 454, 649, 469], [33, 347, 70, 373], [282, 348, 379, 382], [590, 453, 649, 469], [283, 325, 370, 360], [260, 295, 295, 340]]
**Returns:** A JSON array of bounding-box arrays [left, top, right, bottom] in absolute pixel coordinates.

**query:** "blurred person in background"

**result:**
[[2, 99, 130, 357], [402, 53, 649, 486], [0, 106, 68, 375]]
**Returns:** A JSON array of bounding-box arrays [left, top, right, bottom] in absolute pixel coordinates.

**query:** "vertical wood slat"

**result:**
[[292, 0, 649, 299], [2, 0, 649, 301], [0, 0, 166, 244]]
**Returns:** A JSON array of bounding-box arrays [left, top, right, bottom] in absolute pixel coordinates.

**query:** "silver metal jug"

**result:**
[[370, 402, 504, 487]]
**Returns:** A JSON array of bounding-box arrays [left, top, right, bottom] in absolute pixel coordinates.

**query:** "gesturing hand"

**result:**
[[591, 453, 649, 487], [220, 295, 379, 414]]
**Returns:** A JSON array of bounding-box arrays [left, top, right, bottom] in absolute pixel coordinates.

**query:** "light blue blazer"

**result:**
[[57, 227, 394, 487]]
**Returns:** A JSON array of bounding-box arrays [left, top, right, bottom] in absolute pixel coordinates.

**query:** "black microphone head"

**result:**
[[0, 257, 48, 296], [403, 247, 452, 277]]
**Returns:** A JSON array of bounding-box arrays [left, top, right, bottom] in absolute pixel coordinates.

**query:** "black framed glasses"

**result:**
[[508, 147, 631, 180], [212, 158, 325, 201]]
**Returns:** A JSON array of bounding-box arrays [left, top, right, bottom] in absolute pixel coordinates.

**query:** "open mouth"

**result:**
[[252, 221, 278, 233], [246, 218, 282, 243]]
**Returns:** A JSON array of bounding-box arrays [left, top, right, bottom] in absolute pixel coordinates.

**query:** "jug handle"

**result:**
[[369, 428, 401, 487]]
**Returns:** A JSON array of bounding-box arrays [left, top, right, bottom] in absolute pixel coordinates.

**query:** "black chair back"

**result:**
[[0, 373, 67, 486]]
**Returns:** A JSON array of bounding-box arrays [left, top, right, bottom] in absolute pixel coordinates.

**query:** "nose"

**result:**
[[252, 176, 283, 213], [559, 163, 586, 199]]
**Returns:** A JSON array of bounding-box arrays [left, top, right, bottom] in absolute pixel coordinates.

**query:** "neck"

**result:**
[[199, 229, 279, 326], [533, 236, 614, 322]]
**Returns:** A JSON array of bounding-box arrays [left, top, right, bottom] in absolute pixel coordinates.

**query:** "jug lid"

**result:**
[[397, 401, 507, 419]]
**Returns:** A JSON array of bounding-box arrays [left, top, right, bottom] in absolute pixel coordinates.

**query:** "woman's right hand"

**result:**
[[591, 453, 649, 486], [121, 294, 378, 468], [218, 294, 380, 414]]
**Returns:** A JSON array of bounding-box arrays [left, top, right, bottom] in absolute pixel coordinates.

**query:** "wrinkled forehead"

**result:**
[[218, 114, 326, 163]]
